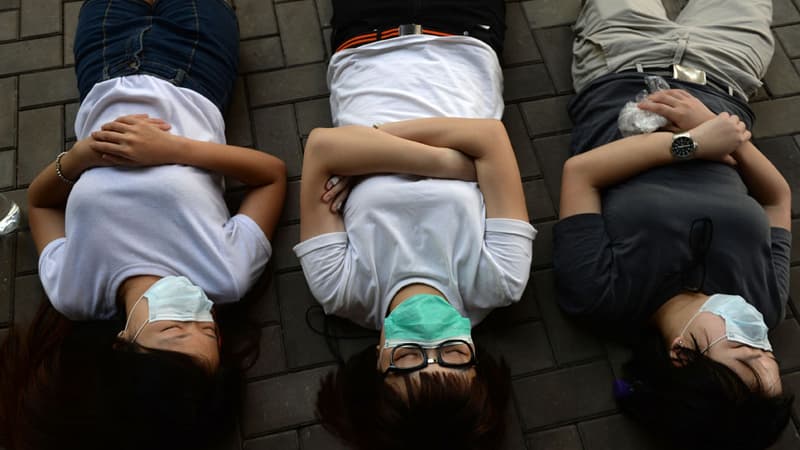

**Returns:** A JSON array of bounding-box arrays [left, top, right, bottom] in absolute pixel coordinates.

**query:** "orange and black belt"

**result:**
[[335, 24, 454, 53]]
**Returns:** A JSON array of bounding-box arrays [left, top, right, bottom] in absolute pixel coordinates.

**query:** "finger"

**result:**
[[721, 155, 737, 166], [718, 111, 730, 119], [92, 130, 125, 144], [638, 101, 676, 120], [89, 140, 126, 155], [114, 114, 148, 125], [147, 119, 172, 131], [647, 90, 681, 106], [330, 188, 351, 213], [322, 178, 351, 202], [100, 121, 131, 133], [743, 130, 752, 141], [325, 176, 341, 191], [101, 153, 134, 166]]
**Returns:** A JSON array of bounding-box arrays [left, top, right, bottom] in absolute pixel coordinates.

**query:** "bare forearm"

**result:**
[[733, 141, 791, 229], [28, 141, 97, 208], [171, 137, 287, 187], [377, 118, 502, 159]]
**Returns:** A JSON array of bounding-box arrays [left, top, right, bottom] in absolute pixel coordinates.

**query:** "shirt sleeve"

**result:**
[[770, 227, 792, 304], [479, 219, 537, 304], [553, 213, 621, 320], [293, 232, 351, 315], [37, 237, 89, 319], [220, 214, 272, 302]]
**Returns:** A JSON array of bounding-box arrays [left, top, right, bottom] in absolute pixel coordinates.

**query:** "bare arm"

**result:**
[[731, 142, 791, 230], [559, 113, 751, 218], [299, 125, 477, 240], [374, 118, 529, 221]]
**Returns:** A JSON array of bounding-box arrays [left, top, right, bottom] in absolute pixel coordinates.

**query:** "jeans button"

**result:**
[[129, 62, 139, 69]]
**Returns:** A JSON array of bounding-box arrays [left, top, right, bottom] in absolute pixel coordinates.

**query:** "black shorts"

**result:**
[[331, 0, 506, 55]]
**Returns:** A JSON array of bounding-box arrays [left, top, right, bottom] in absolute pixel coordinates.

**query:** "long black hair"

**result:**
[[616, 330, 793, 450]]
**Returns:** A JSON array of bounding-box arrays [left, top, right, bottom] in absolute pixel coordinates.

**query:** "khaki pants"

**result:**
[[572, 0, 774, 99]]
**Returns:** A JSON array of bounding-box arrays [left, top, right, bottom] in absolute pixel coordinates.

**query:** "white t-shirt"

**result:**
[[38, 75, 271, 320], [294, 36, 536, 330]]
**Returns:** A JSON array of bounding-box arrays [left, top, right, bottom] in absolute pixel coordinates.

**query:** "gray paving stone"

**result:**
[[773, 0, 800, 27], [776, 25, 800, 59], [13, 273, 47, 326], [0, 150, 13, 188], [503, 2, 542, 66], [504, 64, 554, 102], [243, 431, 299, 450], [523, 179, 556, 222], [534, 269, 607, 365], [295, 98, 332, 137], [533, 133, 572, 213], [531, 219, 554, 269], [248, 63, 328, 107], [0, 327, 7, 343], [475, 321, 555, 376], [277, 270, 336, 368], [514, 360, 616, 430], [771, 319, 800, 373], [0, 77, 17, 148], [0, 0, 19, 9], [20, 0, 60, 37], [521, 0, 580, 29], [224, 78, 253, 148], [14, 230, 36, 273], [769, 423, 800, 450], [315, 0, 331, 28], [240, 365, 333, 437], [534, 26, 576, 94], [792, 267, 800, 318], [578, 414, 667, 450], [277, 1, 325, 66], [0, 10, 18, 41], [751, 97, 800, 138], [272, 224, 300, 271], [521, 95, 573, 137], [279, 180, 300, 224], [245, 324, 287, 379], [526, 425, 583, 450], [63, 1, 81, 66], [792, 220, 800, 262], [253, 105, 302, 178], [764, 39, 800, 97], [239, 37, 284, 73], [784, 371, 800, 420], [756, 136, 800, 216], [503, 104, 541, 179], [484, 281, 541, 326], [19, 68, 79, 107], [236, 0, 278, 39], [64, 102, 78, 141], [0, 234, 13, 325], [604, 341, 633, 379], [0, 36, 61, 75], [18, 106, 61, 186], [298, 424, 348, 450]]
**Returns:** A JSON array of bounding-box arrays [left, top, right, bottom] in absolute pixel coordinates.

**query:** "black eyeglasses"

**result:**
[[382, 339, 477, 375]]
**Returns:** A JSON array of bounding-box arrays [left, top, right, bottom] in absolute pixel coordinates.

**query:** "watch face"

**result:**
[[672, 136, 695, 159]]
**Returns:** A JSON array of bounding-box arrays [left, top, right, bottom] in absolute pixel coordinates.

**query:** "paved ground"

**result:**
[[1, 0, 800, 449]]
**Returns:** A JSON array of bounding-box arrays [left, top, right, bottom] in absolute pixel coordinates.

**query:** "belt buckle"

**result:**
[[673, 64, 707, 86], [398, 23, 422, 36]]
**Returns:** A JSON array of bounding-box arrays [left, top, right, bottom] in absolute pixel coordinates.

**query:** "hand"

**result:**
[[638, 89, 716, 132], [89, 114, 176, 166], [690, 112, 751, 165], [321, 175, 356, 213]]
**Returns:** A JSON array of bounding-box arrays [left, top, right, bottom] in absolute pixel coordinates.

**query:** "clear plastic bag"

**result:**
[[617, 75, 671, 137]]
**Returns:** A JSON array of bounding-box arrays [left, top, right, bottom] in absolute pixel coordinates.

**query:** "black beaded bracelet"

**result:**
[[55, 151, 78, 186]]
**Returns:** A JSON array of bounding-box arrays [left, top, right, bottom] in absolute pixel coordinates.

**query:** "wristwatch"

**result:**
[[671, 132, 697, 160]]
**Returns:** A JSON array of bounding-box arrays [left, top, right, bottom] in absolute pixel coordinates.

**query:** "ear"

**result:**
[[669, 336, 687, 367]]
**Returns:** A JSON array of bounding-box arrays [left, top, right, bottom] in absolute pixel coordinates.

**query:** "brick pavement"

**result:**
[[1, 0, 800, 449]]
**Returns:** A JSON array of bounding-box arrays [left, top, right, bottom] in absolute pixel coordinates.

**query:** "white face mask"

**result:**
[[679, 294, 772, 353], [121, 276, 214, 342]]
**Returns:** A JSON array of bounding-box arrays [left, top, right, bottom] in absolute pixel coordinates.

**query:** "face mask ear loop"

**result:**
[[123, 295, 148, 343], [701, 334, 726, 354], [678, 308, 703, 345]]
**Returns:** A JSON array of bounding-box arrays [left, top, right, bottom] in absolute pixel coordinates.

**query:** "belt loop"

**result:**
[[636, 63, 643, 73], [373, 28, 380, 41]]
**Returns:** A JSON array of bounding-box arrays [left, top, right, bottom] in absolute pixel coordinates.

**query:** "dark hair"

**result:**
[[0, 301, 243, 450], [617, 331, 794, 450], [316, 344, 511, 450]]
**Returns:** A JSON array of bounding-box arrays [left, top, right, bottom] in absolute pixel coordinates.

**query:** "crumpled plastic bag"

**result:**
[[617, 75, 671, 137]]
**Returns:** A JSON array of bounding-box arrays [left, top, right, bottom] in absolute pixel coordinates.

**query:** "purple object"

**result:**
[[613, 379, 634, 400]]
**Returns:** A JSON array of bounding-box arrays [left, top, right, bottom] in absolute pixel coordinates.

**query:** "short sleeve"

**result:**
[[770, 227, 791, 304], [221, 214, 272, 301], [553, 213, 619, 319], [293, 232, 351, 315], [480, 219, 537, 303]]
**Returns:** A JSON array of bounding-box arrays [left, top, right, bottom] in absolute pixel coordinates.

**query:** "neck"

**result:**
[[118, 275, 162, 317], [387, 283, 446, 314], [651, 291, 710, 344]]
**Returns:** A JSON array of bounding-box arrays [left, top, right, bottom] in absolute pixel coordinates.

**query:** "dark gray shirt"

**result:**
[[553, 72, 791, 331]]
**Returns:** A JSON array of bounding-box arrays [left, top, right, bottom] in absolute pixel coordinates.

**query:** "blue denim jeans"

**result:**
[[74, 0, 239, 111]]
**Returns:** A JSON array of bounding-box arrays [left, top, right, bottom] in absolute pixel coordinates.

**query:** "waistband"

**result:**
[[335, 23, 456, 53], [623, 63, 746, 101]]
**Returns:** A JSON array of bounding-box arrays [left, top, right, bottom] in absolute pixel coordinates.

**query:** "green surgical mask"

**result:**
[[383, 294, 473, 348]]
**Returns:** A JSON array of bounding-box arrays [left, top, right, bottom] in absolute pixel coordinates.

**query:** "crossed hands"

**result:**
[[76, 114, 176, 168], [638, 89, 751, 165]]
